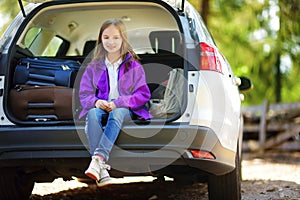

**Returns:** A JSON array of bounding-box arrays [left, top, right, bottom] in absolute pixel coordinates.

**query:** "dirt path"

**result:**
[[241, 151, 300, 200], [30, 151, 300, 200]]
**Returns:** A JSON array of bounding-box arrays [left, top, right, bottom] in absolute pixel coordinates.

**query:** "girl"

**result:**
[[79, 18, 152, 186]]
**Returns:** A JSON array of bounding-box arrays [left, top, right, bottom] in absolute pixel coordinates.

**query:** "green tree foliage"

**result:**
[[0, 0, 20, 34], [0, 1, 19, 19], [190, 0, 300, 105], [278, 0, 300, 103]]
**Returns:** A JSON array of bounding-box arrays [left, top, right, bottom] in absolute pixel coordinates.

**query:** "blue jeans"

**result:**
[[85, 107, 132, 161]]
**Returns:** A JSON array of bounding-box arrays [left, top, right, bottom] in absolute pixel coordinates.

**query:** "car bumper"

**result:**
[[0, 123, 235, 176], [111, 123, 236, 176]]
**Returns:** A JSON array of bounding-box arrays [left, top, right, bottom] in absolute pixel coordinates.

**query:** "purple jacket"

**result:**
[[79, 53, 152, 119]]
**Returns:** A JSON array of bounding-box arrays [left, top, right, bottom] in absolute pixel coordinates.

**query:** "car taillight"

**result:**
[[200, 42, 223, 74], [189, 149, 215, 159]]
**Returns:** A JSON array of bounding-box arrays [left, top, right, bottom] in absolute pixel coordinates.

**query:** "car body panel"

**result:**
[[189, 71, 241, 151]]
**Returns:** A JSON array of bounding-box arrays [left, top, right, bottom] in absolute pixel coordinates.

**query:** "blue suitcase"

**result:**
[[14, 58, 81, 87]]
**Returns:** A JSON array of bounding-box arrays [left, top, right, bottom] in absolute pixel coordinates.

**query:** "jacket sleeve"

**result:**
[[114, 63, 151, 109], [79, 65, 98, 111]]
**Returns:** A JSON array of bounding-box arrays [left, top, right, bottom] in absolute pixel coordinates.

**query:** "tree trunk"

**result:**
[[200, 0, 210, 25], [275, 53, 281, 103]]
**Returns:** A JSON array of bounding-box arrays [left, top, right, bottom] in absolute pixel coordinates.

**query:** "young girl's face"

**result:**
[[101, 25, 123, 55]]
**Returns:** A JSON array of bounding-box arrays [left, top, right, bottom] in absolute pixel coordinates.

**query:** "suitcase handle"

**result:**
[[28, 73, 55, 82], [27, 103, 54, 109]]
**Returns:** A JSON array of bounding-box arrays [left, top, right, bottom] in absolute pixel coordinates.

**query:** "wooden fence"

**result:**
[[242, 101, 300, 152]]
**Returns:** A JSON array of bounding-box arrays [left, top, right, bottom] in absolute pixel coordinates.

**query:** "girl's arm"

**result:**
[[79, 66, 99, 110]]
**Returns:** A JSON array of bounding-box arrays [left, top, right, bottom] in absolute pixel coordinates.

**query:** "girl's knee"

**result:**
[[88, 107, 98, 113], [87, 108, 106, 121], [112, 108, 128, 115], [87, 108, 98, 117], [110, 108, 130, 119]]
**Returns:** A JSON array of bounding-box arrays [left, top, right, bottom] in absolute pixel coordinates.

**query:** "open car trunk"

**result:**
[[6, 0, 187, 125]]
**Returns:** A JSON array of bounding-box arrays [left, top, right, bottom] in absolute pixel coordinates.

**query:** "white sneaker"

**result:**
[[85, 156, 101, 181], [97, 161, 112, 187]]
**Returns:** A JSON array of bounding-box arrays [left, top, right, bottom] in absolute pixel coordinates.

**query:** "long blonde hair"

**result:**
[[93, 18, 139, 69]]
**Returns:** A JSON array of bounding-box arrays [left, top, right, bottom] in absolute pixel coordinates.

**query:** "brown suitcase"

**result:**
[[10, 85, 73, 121]]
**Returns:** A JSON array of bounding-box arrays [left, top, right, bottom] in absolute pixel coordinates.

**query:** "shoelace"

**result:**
[[99, 162, 111, 170]]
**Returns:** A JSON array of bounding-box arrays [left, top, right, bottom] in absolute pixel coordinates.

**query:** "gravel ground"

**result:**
[[30, 151, 300, 200]]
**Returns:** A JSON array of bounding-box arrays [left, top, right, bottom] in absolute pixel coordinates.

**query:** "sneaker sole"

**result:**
[[85, 171, 99, 182], [97, 177, 112, 187]]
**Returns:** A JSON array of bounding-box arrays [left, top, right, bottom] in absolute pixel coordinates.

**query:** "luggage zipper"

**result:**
[[15, 85, 40, 92], [22, 60, 72, 71]]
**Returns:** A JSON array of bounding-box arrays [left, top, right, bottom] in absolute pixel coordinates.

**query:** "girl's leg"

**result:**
[[94, 108, 131, 161], [85, 108, 107, 156]]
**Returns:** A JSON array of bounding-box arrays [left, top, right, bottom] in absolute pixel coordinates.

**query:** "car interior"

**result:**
[[8, 2, 186, 122]]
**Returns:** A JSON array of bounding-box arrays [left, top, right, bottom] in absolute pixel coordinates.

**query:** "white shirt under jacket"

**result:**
[[105, 57, 122, 102]]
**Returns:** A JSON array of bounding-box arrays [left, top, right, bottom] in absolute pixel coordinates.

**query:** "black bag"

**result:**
[[9, 85, 73, 121], [14, 58, 81, 87]]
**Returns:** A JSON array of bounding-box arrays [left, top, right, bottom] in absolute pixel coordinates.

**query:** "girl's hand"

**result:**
[[95, 100, 110, 111], [107, 102, 116, 112]]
